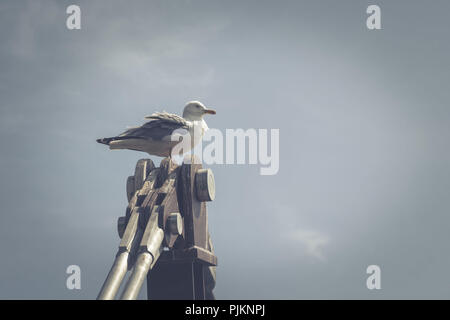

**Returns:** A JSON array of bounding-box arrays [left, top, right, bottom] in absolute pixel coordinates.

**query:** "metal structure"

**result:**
[[97, 156, 217, 300]]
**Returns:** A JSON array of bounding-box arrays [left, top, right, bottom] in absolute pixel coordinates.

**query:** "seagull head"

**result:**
[[182, 101, 216, 121]]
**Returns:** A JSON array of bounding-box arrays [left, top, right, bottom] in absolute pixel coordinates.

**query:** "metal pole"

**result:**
[[120, 207, 164, 300], [97, 251, 129, 300]]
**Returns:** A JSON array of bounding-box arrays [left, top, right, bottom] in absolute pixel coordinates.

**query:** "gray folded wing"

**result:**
[[96, 112, 190, 155], [121, 113, 188, 141]]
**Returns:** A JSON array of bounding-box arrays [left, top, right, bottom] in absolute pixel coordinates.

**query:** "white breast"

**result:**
[[188, 119, 209, 148]]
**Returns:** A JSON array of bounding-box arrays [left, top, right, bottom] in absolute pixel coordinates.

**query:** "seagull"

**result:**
[[96, 101, 216, 157]]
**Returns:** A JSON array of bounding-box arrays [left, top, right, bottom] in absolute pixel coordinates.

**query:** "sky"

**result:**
[[0, 0, 449, 299]]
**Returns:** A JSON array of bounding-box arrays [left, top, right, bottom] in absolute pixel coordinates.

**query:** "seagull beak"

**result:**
[[204, 108, 216, 115]]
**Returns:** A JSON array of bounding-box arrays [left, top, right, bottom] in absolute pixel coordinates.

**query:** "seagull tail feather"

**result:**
[[97, 136, 147, 145], [96, 137, 114, 145]]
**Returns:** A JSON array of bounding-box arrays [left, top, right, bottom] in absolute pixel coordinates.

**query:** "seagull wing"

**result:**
[[144, 111, 187, 124], [97, 112, 190, 145]]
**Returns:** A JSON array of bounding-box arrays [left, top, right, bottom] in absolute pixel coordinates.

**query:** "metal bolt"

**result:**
[[195, 168, 215, 202], [117, 216, 127, 238], [167, 212, 183, 235], [126, 176, 135, 202]]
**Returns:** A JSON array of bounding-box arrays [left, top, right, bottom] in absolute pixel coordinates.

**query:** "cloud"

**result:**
[[269, 203, 330, 262], [288, 228, 329, 261]]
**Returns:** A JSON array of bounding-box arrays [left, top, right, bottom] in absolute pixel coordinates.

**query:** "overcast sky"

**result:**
[[0, 0, 449, 299]]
